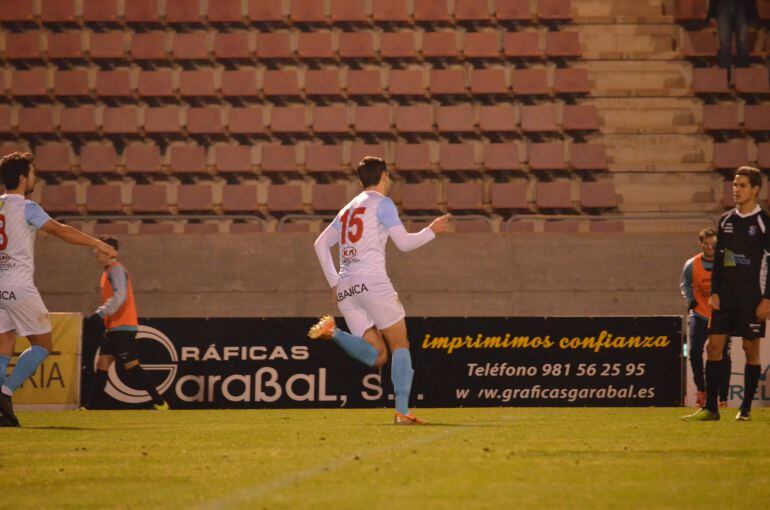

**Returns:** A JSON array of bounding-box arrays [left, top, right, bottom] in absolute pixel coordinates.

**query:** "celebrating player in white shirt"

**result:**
[[309, 156, 449, 425], [0, 152, 116, 427]]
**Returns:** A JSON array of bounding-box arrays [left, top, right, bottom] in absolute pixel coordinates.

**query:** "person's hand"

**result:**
[[709, 294, 720, 311], [755, 298, 770, 322], [96, 240, 117, 258], [429, 214, 452, 234]]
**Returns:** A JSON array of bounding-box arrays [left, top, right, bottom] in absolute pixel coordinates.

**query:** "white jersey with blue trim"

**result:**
[[0, 193, 52, 287], [331, 190, 402, 281]]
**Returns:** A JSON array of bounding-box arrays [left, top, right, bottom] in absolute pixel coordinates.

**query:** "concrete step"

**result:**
[[587, 60, 691, 97], [594, 97, 701, 134], [613, 171, 722, 213], [578, 24, 680, 60], [605, 133, 711, 171], [574, 0, 674, 24]]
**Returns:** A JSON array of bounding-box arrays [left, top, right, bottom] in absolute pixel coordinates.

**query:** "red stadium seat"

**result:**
[[124, 143, 163, 175], [744, 105, 770, 132], [490, 180, 529, 211], [545, 31, 581, 58], [0, 143, 30, 158], [0, 1, 36, 22], [350, 144, 387, 167], [130, 32, 168, 60], [267, 184, 304, 213], [0, 107, 11, 134], [18, 107, 56, 134], [255, 32, 293, 58], [290, 0, 327, 22], [538, 0, 572, 21], [312, 105, 350, 134], [520, 104, 558, 133], [222, 184, 259, 213], [248, 0, 286, 22], [478, 104, 518, 133], [214, 32, 252, 59], [89, 32, 127, 60], [339, 32, 377, 59], [402, 181, 442, 212], [137, 69, 174, 97], [681, 30, 717, 58], [95, 70, 132, 98], [484, 143, 522, 172], [388, 69, 426, 96], [438, 143, 478, 173], [446, 182, 485, 212], [394, 144, 434, 175], [35, 143, 74, 175], [536, 181, 574, 210], [165, 0, 201, 23], [60, 106, 98, 134], [213, 145, 254, 175], [221, 70, 259, 98], [331, 0, 368, 22], [571, 144, 608, 171], [297, 32, 335, 59], [423, 31, 459, 59], [703, 104, 740, 131], [734, 68, 770, 94], [674, 0, 709, 21], [144, 106, 183, 134], [102, 106, 141, 135], [470, 68, 509, 95], [131, 185, 169, 214], [179, 70, 217, 98], [177, 184, 214, 213], [169, 146, 208, 175], [263, 70, 301, 97], [261, 145, 300, 175], [692, 67, 730, 94], [187, 107, 225, 135], [395, 105, 433, 133], [54, 69, 90, 97], [47, 32, 84, 59], [124, 0, 160, 22], [86, 184, 124, 214], [270, 106, 308, 134], [41, 0, 77, 23], [41, 185, 79, 214], [414, 0, 451, 22], [429, 68, 467, 95], [80, 143, 118, 175], [305, 69, 343, 96], [372, 0, 409, 21], [580, 181, 618, 209], [455, 0, 491, 21], [380, 31, 419, 59], [503, 32, 540, 58], [208, 0, 244, 23], [305, 145, 345, 174], [713, 139, 750, 169], [312, 184, 349, 212], [512, 68, 549, 96], [227, 106, 266, 135], [529, 142, 567, 171], [496, 0, 532, 21], [757, 142, 770, 170], [553, 68, 591, 95], [172, 32, 210, 60], [463, 31, 500, 59], [562, 104, 599, 132], [722, 180, 736, 209], [347, 69, 384, 96], [435, 105, 475, 133], [355, 105, 393, 134], [11, 69, 49, 98]]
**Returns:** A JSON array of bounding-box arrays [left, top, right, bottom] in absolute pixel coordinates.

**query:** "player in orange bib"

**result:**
[[83, 236, 168, 410]]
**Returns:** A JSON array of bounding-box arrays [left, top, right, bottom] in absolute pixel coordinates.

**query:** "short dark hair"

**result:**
[[736, 166, 762, 189], [99, 235, 119, 252], [0, 152, 34, 190], [699, 227, 716, 242], [356, 156, 387, 188]]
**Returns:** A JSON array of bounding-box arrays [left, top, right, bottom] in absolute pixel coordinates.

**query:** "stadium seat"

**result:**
[[395, 105, 434, 134], [172, 32, 210, 60], [305, 69, 343, 96], [312, 106, 350, 134], [263, 70, 301, 97], [757, 142, 770, 170], [248, 0, 286, 23], [702, 104, 740, 132], [124, 143, 163, 175], [446, 182, 485, 212], [131, 185, 169, 214], [187, 107, 225, 135], [674, 0, 708, 21], [503, 32, 541, 58], [96, 70, 132, 98], [124, 0, 160, 23], [214, 32, 252, 59], [355, 105, 393, 134], [102, 106, 141, 135], [35, 143, 74, 175], [536, 181, 574, 210], [350, 144, 387, 167], [401, 181, 442, 212], [423, 31, 460, 59], [0, 107, 11, 134], [388, 69, 426, 96], [221, 70, 259, 98], [713, 139, 750, 169], [438, 143, 478, 174], [18, 107, 56, 134], [305, 145, 345, 175], [213, 145, 254, 175], [478, 105, 518, 133], [545, 31, 581, 58], [490, 180, 529, 211], [681, 30, 717, 58], [11, 69, 49, 98], [0, 0, 36, 22], [177, 184, 214, 213], [394, 144, 434, 175], [0, 143, 29, 158], [208, 0, 244, 23], [483, 143, 522, 172], [53, 69, 90, 97], [130, 32, 168, 60], [330, 0, 368, 22], [347, 69, 384, 96], [144, 106, 183, 134], [512, 69, 549, 96], [580, 181, 619, 209], [222, 184, 259, 213], [255, 32, 293, 58], [520, 104, 558, 133], [372, 0, 409, 21], [261, 145, 300, 175], [562, 104, 600, 132], [414, 0, 451, 22], [41, 185, 79, 214], [47, 32, 84, 59], [137, 69, 175, 97], [290, 0, 327, 22], [436, 105, 475, 133], [297, 32, 335, 59], [455, 0, 492, 21], [89, 32, 126, 60], [60, 106, 98, 134], [41, 0, 77, 23], [496, 0, 532, 21], [80, 143, 119, 175], [340, 31, 377, 59], [85, 184, 124, 214], [470, 68, 509, 95], [429, 69, 467, 95], [538, 0, 572, 21], [553, 68, 591, 95], [380, 31, 419, 59], [269, 106, 308, 134], [722, 180, 735, 208], [570, 144, 608, 171], [462, 31, 500, 58], [529, 142, 567, 171], [744, 105, 770, 132], [169, 146, 208, 175], [227, 107, 266, 135], [165, 0, 201, 23], [267, 184, 305, 213], [692, 67, 730, 94], [734, 68, 770, 94], [505, 220, 536, 232], [312, 183, 348, 212]]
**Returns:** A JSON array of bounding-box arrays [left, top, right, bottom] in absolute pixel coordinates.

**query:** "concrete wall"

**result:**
[[36, 232, 700, 318]]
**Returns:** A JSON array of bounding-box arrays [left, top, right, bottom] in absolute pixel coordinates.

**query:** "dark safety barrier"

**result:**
[[80, 316, 684, 409]]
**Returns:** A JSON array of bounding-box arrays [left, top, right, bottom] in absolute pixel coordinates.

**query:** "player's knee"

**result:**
[[119, 353, 138, 368], [373, 350, 389, 369], [705, 341, 723, 359]]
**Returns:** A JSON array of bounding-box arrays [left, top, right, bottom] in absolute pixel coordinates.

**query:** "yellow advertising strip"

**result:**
[[12, 313, 82, 410]]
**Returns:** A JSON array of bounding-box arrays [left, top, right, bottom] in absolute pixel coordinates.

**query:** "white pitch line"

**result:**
[[195, 426, 468, 510]]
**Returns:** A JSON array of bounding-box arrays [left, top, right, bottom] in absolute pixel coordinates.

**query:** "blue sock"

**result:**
[[3, 345, 49, 393], [331, 328, 378, 367], [0, 354, 10, 387], [391, 348, 414, 415]]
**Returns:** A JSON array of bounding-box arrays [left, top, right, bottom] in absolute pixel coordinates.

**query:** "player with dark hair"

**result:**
[[680, 227, 731, 408], [0, 152, 117, 427], [683, 166, 770, 421], [309, 156, 450, 424], [83, 235, 168, 410]]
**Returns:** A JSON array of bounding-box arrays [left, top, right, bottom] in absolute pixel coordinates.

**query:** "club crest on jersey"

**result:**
[[748, 225, 758, 236], [723, 222, 734, 234], [336, 283, 369, 303]]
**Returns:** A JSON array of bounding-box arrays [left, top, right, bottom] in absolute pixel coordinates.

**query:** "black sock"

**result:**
[[126, 365, 163, 405], [86, 370, 109, 409], [718, 356, 731, 402], [705, 360, 721, 413], [741, 364, 761, 412]]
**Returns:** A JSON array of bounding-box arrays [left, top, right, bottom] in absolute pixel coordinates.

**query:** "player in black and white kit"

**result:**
[[683, 166, 770, 421]]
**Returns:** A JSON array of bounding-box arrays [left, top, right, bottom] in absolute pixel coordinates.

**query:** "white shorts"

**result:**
[[336, 276, 405, 338], [0, 285, 52, 337]]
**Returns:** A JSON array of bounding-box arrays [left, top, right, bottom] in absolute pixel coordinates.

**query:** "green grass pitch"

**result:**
[[2, 407, 769, 509]]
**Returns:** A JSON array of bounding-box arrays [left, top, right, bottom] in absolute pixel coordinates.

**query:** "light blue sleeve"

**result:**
[[376, 197, 403, 228], [96, 265, 128, 317], [24, 201, 52, 230], [679, 259, 694, 304]]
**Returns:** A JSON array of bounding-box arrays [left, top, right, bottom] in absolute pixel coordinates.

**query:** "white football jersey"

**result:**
[[331, 190, 402, 280], [0, 193, 51, 287]]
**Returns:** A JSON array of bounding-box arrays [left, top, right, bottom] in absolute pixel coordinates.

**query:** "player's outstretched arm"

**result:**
[[388, 214, 451, 252], [40, 220, 117, 257]]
